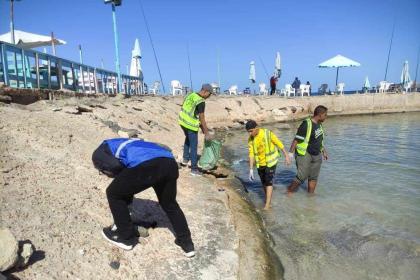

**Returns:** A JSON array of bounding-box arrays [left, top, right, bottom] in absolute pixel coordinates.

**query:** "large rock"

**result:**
[[0, 229, 18, 272]]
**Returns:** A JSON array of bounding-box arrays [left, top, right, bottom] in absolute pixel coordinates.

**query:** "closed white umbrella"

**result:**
[[249, 61, 256, 83], [275, 52, 281, 78], [319, 54, 361, 85], [0, 30, 66, 49], [400, 60, 411, 92], [363, 76, 370, 92], [129, 38, 143, 94], [130, 38, 142, 77]]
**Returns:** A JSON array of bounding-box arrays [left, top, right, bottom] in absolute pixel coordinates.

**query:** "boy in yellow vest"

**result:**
[[287, 105, 328, 194], [246, 120, 291, 210]]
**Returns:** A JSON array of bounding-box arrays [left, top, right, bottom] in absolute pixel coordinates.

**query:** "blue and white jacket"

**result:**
[[103, 138, 174, 168]]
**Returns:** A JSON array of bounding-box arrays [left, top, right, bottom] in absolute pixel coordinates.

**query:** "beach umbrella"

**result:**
[[129, 38, 144, 94], [318, 54, 361, 86], [249, 61, 256, 83], [0, 30, 66, 49], [364, 76, 370, 90], [400, 60, 411, 92], [275, 52, 281, 78], [130, 38, 142, 77]]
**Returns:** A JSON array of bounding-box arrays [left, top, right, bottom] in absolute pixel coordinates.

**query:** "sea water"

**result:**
[[223, 113, 420, 280]]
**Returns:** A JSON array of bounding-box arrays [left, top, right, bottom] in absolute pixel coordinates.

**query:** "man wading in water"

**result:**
[[287, 105, 329, 194], [246, 120, 291, 210]]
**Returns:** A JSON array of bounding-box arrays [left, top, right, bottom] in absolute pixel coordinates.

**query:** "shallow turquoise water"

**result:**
[[224, 113, 420, 280]]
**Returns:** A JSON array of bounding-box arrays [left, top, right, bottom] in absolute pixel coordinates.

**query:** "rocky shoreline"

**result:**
[[1, 89, 419, 279]]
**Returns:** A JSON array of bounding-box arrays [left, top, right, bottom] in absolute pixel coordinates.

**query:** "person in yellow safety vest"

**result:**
[[287, 105, 329, 195], [246, 120, 291, 210], [179, 84, 213, 176]]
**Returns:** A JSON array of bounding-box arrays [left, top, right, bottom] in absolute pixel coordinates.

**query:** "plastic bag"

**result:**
[[198, 139, 222, 170]]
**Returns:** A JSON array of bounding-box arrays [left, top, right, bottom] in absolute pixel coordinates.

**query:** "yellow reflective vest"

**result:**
[[249, 129, 282, 168], [296, 118, 324, 156], [178, 92, 205, 132]]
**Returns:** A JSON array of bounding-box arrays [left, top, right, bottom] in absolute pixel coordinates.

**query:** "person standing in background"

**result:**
[[270, 75, 278, 95]]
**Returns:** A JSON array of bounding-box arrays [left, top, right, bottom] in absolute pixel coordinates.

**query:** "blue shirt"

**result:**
[[104, 138, 174, 168]]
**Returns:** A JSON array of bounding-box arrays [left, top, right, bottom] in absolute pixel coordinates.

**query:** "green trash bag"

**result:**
[[198, 139, 222, 170]]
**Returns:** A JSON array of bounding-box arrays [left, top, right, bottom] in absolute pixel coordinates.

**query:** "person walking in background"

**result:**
[[246, 120, 291, 210], [92, 138, 195, 257], [270, 74, 278, 95], [287, 105, 328, 194], [292, 77, 301, 95], [179, 84, 213, 176]]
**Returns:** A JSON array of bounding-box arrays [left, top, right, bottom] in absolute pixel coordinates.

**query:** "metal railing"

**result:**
[[0, 41, 144, 95]]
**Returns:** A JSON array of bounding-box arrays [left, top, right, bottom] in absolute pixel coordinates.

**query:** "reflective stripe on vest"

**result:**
[[178, 92, 204, 132], [253, 129, 279, 168], [115, 139, 141, 159], [296, 118, 324, 156]]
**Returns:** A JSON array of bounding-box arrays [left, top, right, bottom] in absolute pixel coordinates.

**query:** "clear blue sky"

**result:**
[[1, 0, 419, 92]]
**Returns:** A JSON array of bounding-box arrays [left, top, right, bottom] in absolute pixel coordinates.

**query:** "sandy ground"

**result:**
[[0, 96, 240, 279], [1, 92, 419, 279]]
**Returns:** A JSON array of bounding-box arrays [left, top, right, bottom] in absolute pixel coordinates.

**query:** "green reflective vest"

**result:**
[[178, 92, 205, 132], [296, 118, 324, 156], [252, 129, 279, 168]]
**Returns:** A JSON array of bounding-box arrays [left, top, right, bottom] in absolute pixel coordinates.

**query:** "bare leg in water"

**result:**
[[287, 180, 301, 196], [307, 180, 317, 194], [263, 185, 273, 210]]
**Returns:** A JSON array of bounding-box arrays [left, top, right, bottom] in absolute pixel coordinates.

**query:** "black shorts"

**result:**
[[257, 165, 277, 186]]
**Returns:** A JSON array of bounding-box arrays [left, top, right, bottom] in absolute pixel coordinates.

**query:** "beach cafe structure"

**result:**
[[0, 34, 144, 95]]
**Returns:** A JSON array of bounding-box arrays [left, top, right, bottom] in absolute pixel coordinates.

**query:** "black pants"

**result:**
[[106, 157, 192, 244], [270, 86, 276, 95]]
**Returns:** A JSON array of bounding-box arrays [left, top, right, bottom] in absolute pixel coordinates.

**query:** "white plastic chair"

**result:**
[[336, 83, 345, 95], [298, 84, 310, 97], [377, 81, 391, 93], [259, 83, 268, 95], [149, 81, 160, 95], [170, 80, 183, 96], [210, 83, 220, 95], [228, 85, 238, 95], [280, 84, 295, 97]]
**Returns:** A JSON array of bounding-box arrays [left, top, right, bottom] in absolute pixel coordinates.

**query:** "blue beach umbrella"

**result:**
[[319, 54, 361, 86]]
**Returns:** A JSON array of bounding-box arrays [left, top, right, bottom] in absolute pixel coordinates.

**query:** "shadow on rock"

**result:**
[[130, 198, 175, 235]]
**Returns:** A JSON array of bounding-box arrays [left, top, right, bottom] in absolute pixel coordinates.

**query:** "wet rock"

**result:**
[[0, 228, 18, 272]]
